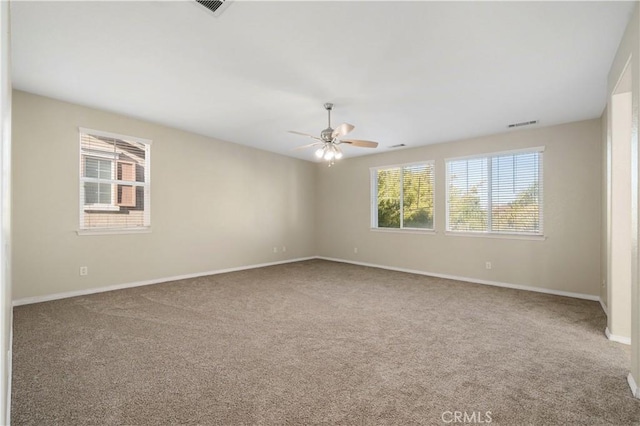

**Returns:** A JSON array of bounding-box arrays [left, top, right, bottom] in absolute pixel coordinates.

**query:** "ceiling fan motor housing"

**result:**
[[321, 128, 334, 142]]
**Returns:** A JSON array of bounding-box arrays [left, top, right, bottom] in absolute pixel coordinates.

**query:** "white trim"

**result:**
[[628, 373, 639, 399], [444, 146, 545, 163], [12, 257, 316, 306], [605, 327, 631, 345], [79, 127, 152, 146], [76, 227, 151, 236], [369, 159, 436, 172], [317, 256, 600, 301], [599, 297, 608, 315], [370, 228, 437, 236], [82, 204, 120, 212], [444, 231, 545, 241]]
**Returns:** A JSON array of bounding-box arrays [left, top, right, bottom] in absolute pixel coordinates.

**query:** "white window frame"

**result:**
[[370, 160, 436, 233], [445, 147, 544, 239], [83, 155, 118, 211], [78, 127, 152, 235]]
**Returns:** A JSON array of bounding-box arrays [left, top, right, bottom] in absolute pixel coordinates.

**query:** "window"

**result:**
[[446, 148, 543, 235], [371, 162, 435, 230], [79, 128, 151, 233]]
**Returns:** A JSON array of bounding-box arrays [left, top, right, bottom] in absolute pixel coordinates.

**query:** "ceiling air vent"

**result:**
[[196, 0, 232, 17], [507, 120, 539, 128], [389, 143, 407, 148]]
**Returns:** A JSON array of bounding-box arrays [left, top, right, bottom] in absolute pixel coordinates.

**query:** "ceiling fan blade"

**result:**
[[292, 142, 323, 151], [340, 139, 379, 148], [331, 123, 354, 139], [288, 130, 323, 141]]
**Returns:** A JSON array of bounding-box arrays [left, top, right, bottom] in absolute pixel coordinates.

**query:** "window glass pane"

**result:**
[[115, 138, 146, 183], [85, 182, 99, 204], [447, 158, 488, 231], [85, 158, 100, 178], [377, 168, 401, 228], [491, 152, 540, 233], [99, 160, 111, 179], [402, 164, 434, 229], [84, 183, 112, 205], [99, 183, 112, 204]]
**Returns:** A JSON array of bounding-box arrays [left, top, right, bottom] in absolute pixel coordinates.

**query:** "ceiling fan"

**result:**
[[289, 103, 379, 163]]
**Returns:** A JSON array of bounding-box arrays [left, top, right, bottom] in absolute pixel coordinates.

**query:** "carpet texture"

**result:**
[[11, 259, 640, 425]]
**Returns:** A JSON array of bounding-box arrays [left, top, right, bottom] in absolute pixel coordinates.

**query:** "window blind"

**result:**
[[79, 129, 151, 232], [446, 149, 542, 235]]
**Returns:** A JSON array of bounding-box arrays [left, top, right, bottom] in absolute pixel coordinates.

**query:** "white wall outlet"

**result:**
[[354, 247, 358, 254], [282, 246, 287, 253], [273, 247, 278, 253], [79, 266, 88, 276], [485, 262, 492, 270]]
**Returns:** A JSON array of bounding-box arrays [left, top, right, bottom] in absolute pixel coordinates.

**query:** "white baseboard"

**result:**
[[605, 327, 632, 345], [598, 298, 608, 316], [12, 256, 316, 306], [317, 256, 600, 302], [13, 255, 603, 307], [628, 373, 639, 399]]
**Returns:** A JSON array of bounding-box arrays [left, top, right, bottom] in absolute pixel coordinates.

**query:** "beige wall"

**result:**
[[316, 119, 602, 297], [0, 1, 11, 423], [601, 106, 608, 308], [609, 92, 633, 339], [11, 90, 317, 300], [606, 2, 639, 396]]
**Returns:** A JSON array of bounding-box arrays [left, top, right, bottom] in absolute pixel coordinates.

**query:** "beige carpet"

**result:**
[[11, 259, 640, 425]]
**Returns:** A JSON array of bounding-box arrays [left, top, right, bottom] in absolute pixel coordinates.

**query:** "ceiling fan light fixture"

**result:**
[[334, 146, 343, 159], [324, 149, 335, 161], [314, 148, 324, 158]]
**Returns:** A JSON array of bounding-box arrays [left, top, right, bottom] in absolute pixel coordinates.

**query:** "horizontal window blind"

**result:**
[[446, 149, 543, 235], [79, 130, 151, 231], [373, 162, 434, 230]]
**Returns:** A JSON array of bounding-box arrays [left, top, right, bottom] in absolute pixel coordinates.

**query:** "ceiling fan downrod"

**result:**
[[321, 103, 334, 142]]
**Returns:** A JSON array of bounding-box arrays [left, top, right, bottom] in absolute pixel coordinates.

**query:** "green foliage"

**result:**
[[378, 199, 401, 228], [448, 184, 487, 231], [492, 182, 539, 232], [448, 179, 539, 233], [376, 165, 433, 229]]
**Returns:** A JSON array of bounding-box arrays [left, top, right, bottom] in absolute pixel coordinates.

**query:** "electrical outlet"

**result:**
[[354, 247, 358, 254], [273, 247, 278, 253], [79, 266, 88, 276], [282, 246, 287, 253], [485, 262, 492, 270]]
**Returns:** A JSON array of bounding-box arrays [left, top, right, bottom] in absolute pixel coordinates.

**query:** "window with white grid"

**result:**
[[79, 128, 151, 233]]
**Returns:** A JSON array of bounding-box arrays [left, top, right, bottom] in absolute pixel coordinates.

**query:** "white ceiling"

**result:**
[[10, 1, 635, 161]]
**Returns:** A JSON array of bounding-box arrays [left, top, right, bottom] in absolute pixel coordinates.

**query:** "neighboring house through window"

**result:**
[[371, 162, 435, 230], [79, 128, 151, 233]]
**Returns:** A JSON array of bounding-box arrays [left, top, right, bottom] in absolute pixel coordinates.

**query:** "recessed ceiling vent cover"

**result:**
[[196, 0, 232, 17], [389, 144, 407, 148], [507, 120, 539, 128]]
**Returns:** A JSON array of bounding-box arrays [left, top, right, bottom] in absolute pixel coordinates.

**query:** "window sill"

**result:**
[[371, 227, 436, 235], [84, 205, 120, 212], [77, 227, 151, 236], [444, 231, 546, 241]]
